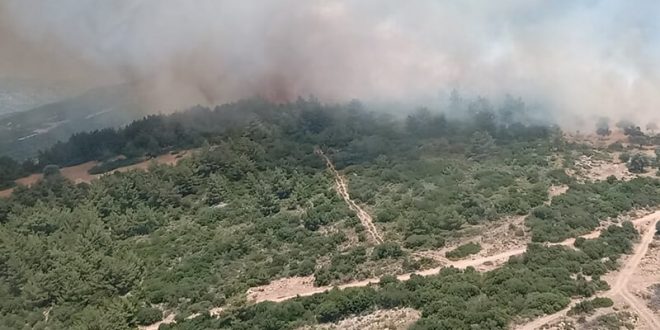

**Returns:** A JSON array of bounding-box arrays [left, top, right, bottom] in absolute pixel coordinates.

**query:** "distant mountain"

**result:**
[[0, 78, 79, 116], [0, 83, 147, 160]]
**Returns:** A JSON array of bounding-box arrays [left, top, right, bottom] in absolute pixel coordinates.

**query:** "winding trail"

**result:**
[[516, 212, 660, 330], [315, 148, 384, 244], [252, 208, 660, 305], [613, 216, 660, 330], [140, 212, 660, 328]]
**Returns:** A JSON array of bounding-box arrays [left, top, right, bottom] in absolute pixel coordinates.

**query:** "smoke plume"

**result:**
[[1, 0, 659, 128]]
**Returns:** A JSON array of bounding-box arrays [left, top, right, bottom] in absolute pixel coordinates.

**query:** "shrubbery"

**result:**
[[445, 242, 481, 260], [568, 297, 614, 316], [136, 307, 163, 325]]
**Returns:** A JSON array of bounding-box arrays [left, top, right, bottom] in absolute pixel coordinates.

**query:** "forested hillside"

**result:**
[[1, 97, 659, 329]]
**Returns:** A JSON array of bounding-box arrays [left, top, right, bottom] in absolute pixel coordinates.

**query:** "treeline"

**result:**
[[167, 221, 638, 330], [0, 156, 30, 189], [1, 95, 555, 190]]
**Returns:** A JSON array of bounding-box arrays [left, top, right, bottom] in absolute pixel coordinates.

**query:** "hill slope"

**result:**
[[0, 84, 145, 160]]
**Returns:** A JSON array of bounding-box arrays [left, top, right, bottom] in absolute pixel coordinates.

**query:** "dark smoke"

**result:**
[[1, 0, 659, 129]]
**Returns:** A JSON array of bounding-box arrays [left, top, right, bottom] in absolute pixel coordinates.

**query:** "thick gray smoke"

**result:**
[[1, 0, 659, 128]]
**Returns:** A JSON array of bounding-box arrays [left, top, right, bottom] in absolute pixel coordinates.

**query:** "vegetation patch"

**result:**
[[567, 297, 614, 316], [166, 223, 636, 330], [445, 242, 482, 260]]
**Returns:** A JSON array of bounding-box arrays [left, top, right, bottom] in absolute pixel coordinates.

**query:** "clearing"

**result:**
[[0, 151, 192, 197], [298, 307, 420, 330]]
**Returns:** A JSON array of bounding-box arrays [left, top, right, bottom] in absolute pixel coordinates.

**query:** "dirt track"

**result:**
[[615, 217, 660, 330], [516, 212, 660, 330], [315, 149, 384, 244], [249, 211, 660, 305]]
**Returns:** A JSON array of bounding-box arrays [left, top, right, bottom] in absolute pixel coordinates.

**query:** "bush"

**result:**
[[592, 297, 614, 308], [376, 209, 397, 223], [445, 242, 481, 260], [547, 169, 571, 185], [42, 164, 61, 177], [607, 142, 624, 151], [88, 157, 144, 174], [627, 154, 651, 173], [404, 235, 429, 248], [135, 307, 163, 325], [372, 242, 403, 260], [619, 152, 630, 163], [568, 297, 613, 316]]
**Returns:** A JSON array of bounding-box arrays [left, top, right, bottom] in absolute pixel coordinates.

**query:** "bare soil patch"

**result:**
[[247, 276, 318, 302], [548, 185, 569, 200], [138, 312, 175, 330], [564, 131, 629, 148], [298, 308, 420, 330], [568, 152, 656, 182], [0, 151, 192, 198], [414, 214, 529, 271]]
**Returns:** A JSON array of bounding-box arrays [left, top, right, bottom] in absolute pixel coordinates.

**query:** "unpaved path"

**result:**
[[250, 213, 660, 303], [138, 313, 175, 330], [615, 217, 660, 330], [315, 148, 384, 244], [516, 212, 660, 330]]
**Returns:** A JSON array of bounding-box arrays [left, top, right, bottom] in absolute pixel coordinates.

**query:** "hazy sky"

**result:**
[[1, 0, 659, 126]]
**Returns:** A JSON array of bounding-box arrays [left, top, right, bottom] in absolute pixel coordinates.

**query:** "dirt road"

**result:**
[[315, 149, 384, 244], [516, 212, 660, 330], [614, 217, 660, 330], [250, 212, 660, 303]]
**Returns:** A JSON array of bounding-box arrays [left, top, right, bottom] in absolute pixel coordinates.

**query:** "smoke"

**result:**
[[1, 0, 659, 128]]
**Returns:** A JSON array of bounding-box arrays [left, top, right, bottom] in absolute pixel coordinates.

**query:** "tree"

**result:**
[[595, 118, 611, 137], [42, 164, 61, 178], [467, 131, 496, 161], [616, 120, 635, 130], [206, 173, 228, 206], [624, 126, 644, 137], [646, 122, 658, 134], [372, 242, 403, 260], [629, 134, 648, 147], [135, 307, 163, 325], [627, 154, 650, 173]]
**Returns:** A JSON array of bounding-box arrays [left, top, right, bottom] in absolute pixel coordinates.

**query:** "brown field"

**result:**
[[0, 151, 192, 198]]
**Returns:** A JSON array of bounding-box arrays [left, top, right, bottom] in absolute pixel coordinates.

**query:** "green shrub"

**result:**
[[404, 235, 429, 248], [88, 157, 144, 174], [135, 307, 163, 325], [568, 297, 613, 316], [372, 242, 403, 260], [592, 297, 614, 308], [445, 242, 481, 260]]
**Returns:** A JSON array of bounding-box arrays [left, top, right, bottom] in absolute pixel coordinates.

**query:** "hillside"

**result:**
[[1, 97, 659, 330], [0, 83, 145, 160], [0, 78, 78, 116]]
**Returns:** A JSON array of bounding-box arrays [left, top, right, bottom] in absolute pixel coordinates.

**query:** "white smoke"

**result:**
[[1, 0, 659, 128]]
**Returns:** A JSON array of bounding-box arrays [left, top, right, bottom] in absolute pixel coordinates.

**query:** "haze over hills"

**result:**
[[0, 83, 146, 159], [0, 78, 78, 116]]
